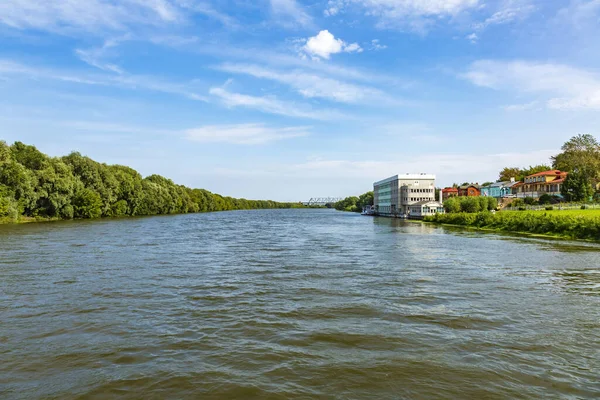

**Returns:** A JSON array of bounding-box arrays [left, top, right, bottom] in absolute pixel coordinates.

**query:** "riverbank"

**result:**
[[423, 210, 600, 241], [0, 216, 63, 224]]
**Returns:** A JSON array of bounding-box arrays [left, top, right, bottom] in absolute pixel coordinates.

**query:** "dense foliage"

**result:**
[[0, 141, 300, 222], [552, 134, 600, 180], [334, 191, 373, 212], [497, 165, 551, 182], [424, 211, 600, 241], [443, 196, 498, 213]]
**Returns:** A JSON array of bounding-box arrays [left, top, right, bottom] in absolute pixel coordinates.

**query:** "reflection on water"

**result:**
[[1, 209, 599, 399]]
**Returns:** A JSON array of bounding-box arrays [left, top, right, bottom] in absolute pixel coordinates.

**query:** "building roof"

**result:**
[[527, 170, 566, 178], [459, 184, 481, 189], [412, 200, 444, 206], [483, 180, 519, 189], [374, 173, 436, 187], [442, 187, 458, 192]]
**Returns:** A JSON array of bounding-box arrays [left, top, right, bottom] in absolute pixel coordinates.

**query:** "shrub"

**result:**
[[524, 197, 537, 205], [539, 194, 552, 205], [518, 207, 526, 211], [581, 205, 588, 210], [512, 198, 525, 207], [545, 206, 554, 211]]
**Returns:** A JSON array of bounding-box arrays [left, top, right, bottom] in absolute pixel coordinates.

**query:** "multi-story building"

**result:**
[[373, 173, 437, 217]]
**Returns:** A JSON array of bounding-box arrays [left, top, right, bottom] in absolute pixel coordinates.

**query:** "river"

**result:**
[[1, 209, 599, 399]]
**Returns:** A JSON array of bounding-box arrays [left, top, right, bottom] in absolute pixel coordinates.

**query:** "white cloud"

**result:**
[[463, 60, 600, 110], [216, 63, 394, 104], [466, 32, 478, 43], [208, 86, 346, 120], [185, 123, 310, 144], [270, 0, 313, 28], [301, 30, 363, 59], [472, 4, 535, 31], [369, 39, 387, 50]]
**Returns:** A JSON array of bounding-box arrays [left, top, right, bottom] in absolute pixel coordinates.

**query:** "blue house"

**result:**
[[481, 180, 518, 198]]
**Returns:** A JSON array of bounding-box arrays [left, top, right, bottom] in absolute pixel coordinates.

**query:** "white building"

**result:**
[[373, 173, 443, 217]]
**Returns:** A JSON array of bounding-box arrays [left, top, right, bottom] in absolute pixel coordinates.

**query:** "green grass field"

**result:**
[[425, 209, 600, 241], [503, 209, 600, 219]]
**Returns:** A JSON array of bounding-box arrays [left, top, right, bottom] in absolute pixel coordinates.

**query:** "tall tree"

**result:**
[[561, 169, 594, 202], [552, 134, 600, 180]]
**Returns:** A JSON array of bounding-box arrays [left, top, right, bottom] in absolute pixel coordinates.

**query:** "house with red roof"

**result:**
[[441, 187, 458, 201], [512, 170, 567, 198]]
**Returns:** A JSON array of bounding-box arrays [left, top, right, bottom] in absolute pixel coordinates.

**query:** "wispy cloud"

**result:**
[[463, 60, 600, 110], [75, 36, 129, 74], [185, 123, 310, 144], [0, 58, 209, 101], [0, 0, 182, 34], [270, 0, 313, 28], [324, 0, 480, 32], [0, 0, 236, 35], [466, 1, 536, 41], [208, 86, 346, 120], [216, 63, 396, 105]]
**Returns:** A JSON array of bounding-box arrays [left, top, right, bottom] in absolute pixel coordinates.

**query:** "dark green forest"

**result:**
[[0, 141, 301, 222]]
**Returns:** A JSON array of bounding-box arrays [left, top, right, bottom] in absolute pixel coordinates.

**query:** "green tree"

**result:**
[[461, 197, 481, 213], [498, 165, 552, 182], [443, 197, 461, 213], [561, 169, 594, 202], [356, 191, 374, 210], [72, 188, 103, 218], [552, 134, 600, 176]]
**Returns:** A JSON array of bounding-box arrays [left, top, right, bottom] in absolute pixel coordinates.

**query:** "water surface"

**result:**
[[1, 209, 599, 399]]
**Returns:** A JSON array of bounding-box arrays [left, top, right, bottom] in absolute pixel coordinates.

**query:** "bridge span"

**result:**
[[302, 197, 343, 206]]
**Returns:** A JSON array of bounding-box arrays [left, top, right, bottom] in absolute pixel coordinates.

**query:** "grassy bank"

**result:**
[[424, 210, 600, 241]]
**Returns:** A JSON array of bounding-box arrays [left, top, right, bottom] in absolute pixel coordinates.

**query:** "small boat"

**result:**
[[361, 206, 376, 216]]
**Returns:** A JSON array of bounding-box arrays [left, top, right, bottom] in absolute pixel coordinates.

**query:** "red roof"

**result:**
[[527, 170, 566, 178], [442, 187, 458, 192]]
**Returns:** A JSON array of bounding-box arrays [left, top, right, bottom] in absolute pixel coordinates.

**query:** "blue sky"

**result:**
[[1, 0, 599, 201]]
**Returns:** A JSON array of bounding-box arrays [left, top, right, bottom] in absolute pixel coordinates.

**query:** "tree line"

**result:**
[[0, 141, 301, 222], [334, 191, 374, 212]]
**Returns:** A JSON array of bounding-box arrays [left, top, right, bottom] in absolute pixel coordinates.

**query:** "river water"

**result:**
[[1, 209, 599, 399]]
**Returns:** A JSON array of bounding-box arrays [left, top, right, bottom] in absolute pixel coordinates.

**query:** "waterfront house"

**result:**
[[442, 187, 459, 201], [458, 184, 481, 197], [512, 170, 567, 198], [480, 179, 518, 198], [408, 200, 445, 219], [373, 173, 436, 217]]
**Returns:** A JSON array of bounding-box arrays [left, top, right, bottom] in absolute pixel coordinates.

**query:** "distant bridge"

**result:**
[[303, 197, 343, 206]]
